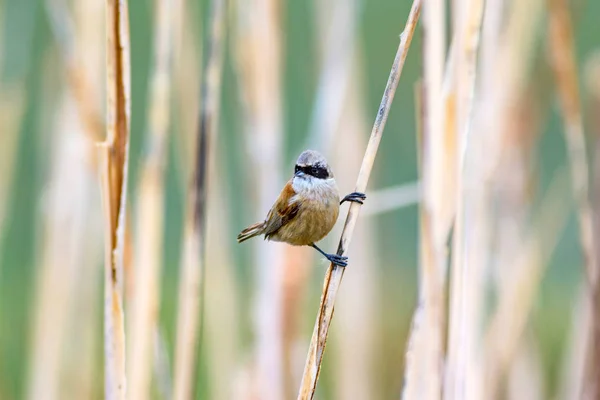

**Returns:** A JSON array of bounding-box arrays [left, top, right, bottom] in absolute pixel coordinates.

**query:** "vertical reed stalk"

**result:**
[[203, 161, 240, 400], [172, 0, 225, 398], [26, 98, 99, 400], [447, 0, 544, 398], [443, 0, 484, 398], [0, 86, 24, 244], [483, 168, 571, 398], [45, 0, 105, 142], [506, 337, 544, 400], [99, 0, 131, 398], [234, 0, 285, 397], [547, 2, 598, 398], [68, 1, 105, 397], [406, 0, 447, 397], [297, 2, 421, 397], [127, 0, 174, 397]]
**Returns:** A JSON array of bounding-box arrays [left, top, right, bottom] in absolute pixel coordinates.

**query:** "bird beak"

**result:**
[[295, 170, 303, 177]]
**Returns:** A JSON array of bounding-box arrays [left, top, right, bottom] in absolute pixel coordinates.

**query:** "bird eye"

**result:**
[[294, 165, 300, 174]]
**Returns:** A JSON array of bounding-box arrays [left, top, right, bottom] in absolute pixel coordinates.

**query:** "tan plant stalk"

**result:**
[[506, 336, 544, 400], [297, 2, 421, 398], [203, 161, 240, 400], [589, 51, 600, 400], [547, 2, 598, 398], [0, 0, 24, 233], [0, 0, 24, 240], [173, 1, 201, 175], [0, 86, 24, 239], [234, 0, 285, 397], [44, 0, 105, 142], [447, 0, 544, 398], [26, 97, 99, 400], [404, 0, 449, 397], [127, 0, 175, 397], [306, 0, 360, 154], [443, 0, 484, 398], [99, 0, 131, 398], [483, 168, 571, 398], [172, 0, 226, 398], [65, 1, 105, 397], [559, 285, 592, 400]]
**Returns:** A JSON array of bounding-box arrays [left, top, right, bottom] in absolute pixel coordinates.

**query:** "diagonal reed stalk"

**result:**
[[98, 0, 131, 398], [547, 2, 598, 398], [127, 0, 175, 397], [172, 0, 226, 398], [296, 1, 421, 398]]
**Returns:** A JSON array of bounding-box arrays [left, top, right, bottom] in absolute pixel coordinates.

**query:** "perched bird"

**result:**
[[237, 149, 366, 267]]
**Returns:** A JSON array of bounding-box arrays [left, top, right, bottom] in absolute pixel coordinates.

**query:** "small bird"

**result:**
[[237, 149, 366, 267]]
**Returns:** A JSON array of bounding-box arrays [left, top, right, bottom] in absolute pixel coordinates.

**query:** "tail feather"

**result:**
[[237, 222, 265, 243]]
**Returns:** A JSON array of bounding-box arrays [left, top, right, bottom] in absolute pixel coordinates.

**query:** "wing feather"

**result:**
[[263, 181, 300, 238]]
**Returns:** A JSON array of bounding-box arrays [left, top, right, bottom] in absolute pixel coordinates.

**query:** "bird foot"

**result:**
[[325, 253, 348, 267], [340, 192, 367, 205]]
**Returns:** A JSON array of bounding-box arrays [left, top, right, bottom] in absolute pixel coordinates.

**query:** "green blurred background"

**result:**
[[1, 0, 599, 398]]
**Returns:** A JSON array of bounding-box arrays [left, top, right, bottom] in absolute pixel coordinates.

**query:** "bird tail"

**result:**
[[237, 222, 265, 243]]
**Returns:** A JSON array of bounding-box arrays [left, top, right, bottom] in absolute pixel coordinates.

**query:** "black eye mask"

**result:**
[[295, 164, 329, 179]]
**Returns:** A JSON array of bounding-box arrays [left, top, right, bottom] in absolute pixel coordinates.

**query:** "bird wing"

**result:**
[[263, 181, 300, 237]]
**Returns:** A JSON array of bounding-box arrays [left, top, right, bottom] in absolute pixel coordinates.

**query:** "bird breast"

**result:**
[[274, 176, 340, 246]]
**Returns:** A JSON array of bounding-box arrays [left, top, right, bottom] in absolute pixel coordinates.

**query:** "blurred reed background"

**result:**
[[1, 0, 600, 399]]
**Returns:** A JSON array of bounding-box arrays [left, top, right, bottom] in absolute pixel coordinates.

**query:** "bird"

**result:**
[[237, 149, 366, 267]]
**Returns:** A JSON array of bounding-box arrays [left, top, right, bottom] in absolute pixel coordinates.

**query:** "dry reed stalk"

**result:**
[[483, 168, 571, 398], [173, 0, 202, 174], [547, 2, 598, 398], [405, 0, 450, 396], [0, 1, 24, 237], [446, 0, 544, 398], [64, 1, 105, 397], [559, 285, 591, 400], [401, 80, 425, 400], [297, 2, 421, 398], [26, 96, 100, 400], [306, 0, 360, 154], [127, 0, 175, 397], [0, 0, 25, 232], [45, 0, 105, 142], [172, 0, 225, 398], [589, 51, 600, 400], [442, 1, 484, 399], [99, 0, 131, 398], [234, 0, 286, 397], [282, 245, 312, 398], [506, 336, 544, 400], [203, 163, 241, 400], [480, 67, 550, 394], [153, 329, 173, 398], [0, 85, 24, 238]]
